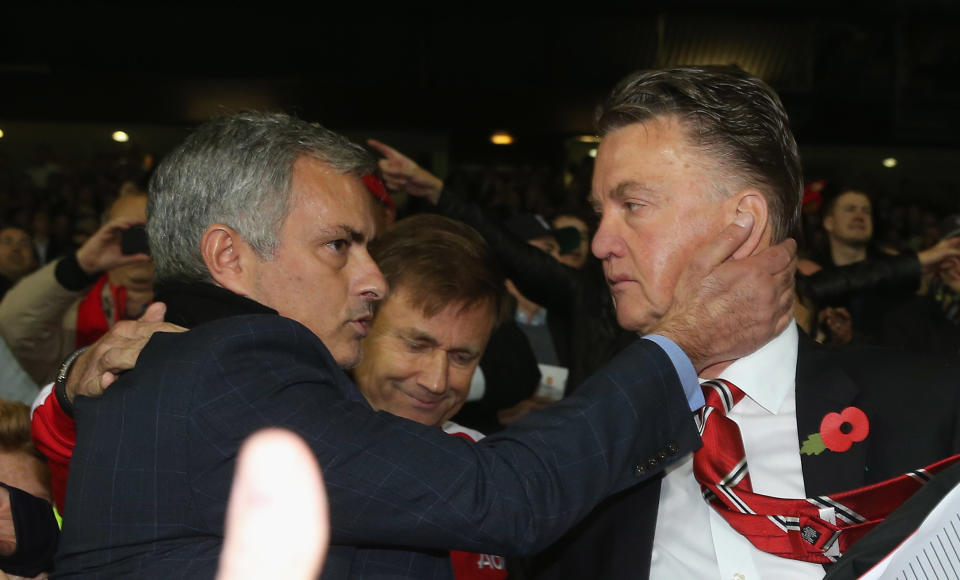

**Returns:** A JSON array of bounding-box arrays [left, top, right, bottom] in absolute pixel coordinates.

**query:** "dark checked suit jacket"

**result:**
[[53, 283, 699, 579], [522, 331, 960, 579]]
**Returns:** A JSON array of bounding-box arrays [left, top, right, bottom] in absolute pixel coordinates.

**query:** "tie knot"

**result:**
[[701, 379, 745, 415]]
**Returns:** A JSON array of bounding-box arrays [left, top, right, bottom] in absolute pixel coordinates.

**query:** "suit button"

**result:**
[[634, 464, 647, 476], [657, 450, 668, 461], [648, 457, 659, 468], [667, 442, 679, 455]]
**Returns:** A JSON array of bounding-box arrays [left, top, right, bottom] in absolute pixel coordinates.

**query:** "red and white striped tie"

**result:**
[[693, 378, 960, 563]]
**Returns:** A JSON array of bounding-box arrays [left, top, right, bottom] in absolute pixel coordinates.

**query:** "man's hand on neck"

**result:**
[[652, 213, 796, 374]]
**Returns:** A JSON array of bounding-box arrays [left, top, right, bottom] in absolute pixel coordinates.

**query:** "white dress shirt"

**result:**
[[650, 323, 826, 580]]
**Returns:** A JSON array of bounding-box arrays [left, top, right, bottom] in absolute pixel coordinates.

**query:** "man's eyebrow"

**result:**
[[344, 226, 367, 243], [398, 327, 439, 347], [450, 345, 482, 357], [322, 225, 367, 243], [611, 181, 661, 201], [590, 181, 661, 206]]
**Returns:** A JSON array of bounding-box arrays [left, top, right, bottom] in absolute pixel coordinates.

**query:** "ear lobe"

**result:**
[[201, 224, 255, 295], [730, 190, 769, 260]]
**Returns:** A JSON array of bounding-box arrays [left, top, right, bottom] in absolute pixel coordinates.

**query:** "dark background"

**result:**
[[1, 1, 959, 205]]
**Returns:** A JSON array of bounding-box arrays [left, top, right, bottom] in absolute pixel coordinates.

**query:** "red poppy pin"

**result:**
[[800, 406, 870, 455]]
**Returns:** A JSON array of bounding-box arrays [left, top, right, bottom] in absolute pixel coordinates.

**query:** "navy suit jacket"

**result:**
[[523, 333, 960, 579], [55, 303, 699, 578]]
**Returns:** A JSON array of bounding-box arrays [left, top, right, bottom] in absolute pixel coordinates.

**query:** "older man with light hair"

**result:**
[[534, 66, 960, 579]]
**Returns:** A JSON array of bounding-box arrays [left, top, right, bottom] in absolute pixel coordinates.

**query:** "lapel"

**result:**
[[795, 332, 869, 496]]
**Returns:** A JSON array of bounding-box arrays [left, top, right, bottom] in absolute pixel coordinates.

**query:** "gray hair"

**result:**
[[596, 65, 802, 243], [147, 112, 376, 284]]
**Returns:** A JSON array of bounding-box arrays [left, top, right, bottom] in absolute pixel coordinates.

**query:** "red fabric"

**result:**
[[362, 174, 396, 209], [75, 274, 127, 348], [694, 378, 960, 563], [31, 388, 75, 512]]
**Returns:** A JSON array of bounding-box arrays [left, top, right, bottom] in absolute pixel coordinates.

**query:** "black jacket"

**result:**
[[55, 282, 700, 579]]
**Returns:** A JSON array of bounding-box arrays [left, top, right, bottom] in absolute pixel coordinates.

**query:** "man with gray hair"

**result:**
[[51, 112, 794, 578], [510, 66, 960, 579]]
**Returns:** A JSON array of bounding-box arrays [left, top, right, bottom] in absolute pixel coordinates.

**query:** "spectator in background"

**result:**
[[0, 191, 151, 384], [801, 181, 960, 344], [880, 214, 960, 356], [551, 213, 592, 270], [499, 214, 572, 400], [0, 228, 36, 300], [502, 217, 560, 346], [28, 210, 65, 266], [820, 185, 875, 267]]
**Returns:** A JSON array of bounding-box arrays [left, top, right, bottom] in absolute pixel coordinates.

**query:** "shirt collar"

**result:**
[[153, 281, 277, 329], [712, 321, 798, 414]]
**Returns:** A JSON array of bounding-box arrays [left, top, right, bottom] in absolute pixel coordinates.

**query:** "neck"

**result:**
[[697, 310, 795, 380], [699, 359, 734, 380], [830, 241, 867, 266]]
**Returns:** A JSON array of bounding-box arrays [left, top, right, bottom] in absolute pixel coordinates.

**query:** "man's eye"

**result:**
[[327, 239, 348, 253], [405, 341, 427, 353], [451, 353, 476, 366], [625, 201, 643, 212]]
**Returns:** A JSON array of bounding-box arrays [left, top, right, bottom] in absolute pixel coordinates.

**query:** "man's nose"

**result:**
[[591, 214, 625, 260], [418, 351, 449, 394], [358, 249, 388, 303]]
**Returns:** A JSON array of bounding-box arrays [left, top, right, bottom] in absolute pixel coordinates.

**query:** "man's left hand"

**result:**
[[66, 302, 185, 401]]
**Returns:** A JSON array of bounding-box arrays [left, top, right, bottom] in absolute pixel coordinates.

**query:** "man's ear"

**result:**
[[200, 224, 257, 296], [729, 189, 769, 260]]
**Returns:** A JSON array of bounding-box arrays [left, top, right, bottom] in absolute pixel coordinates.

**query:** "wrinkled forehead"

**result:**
[[595, 116, 713, 173], [286, 158, 377, 233], [385, 282, 496, 325], [591, 119, 728, 208], [833, 191, 871, 210]]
